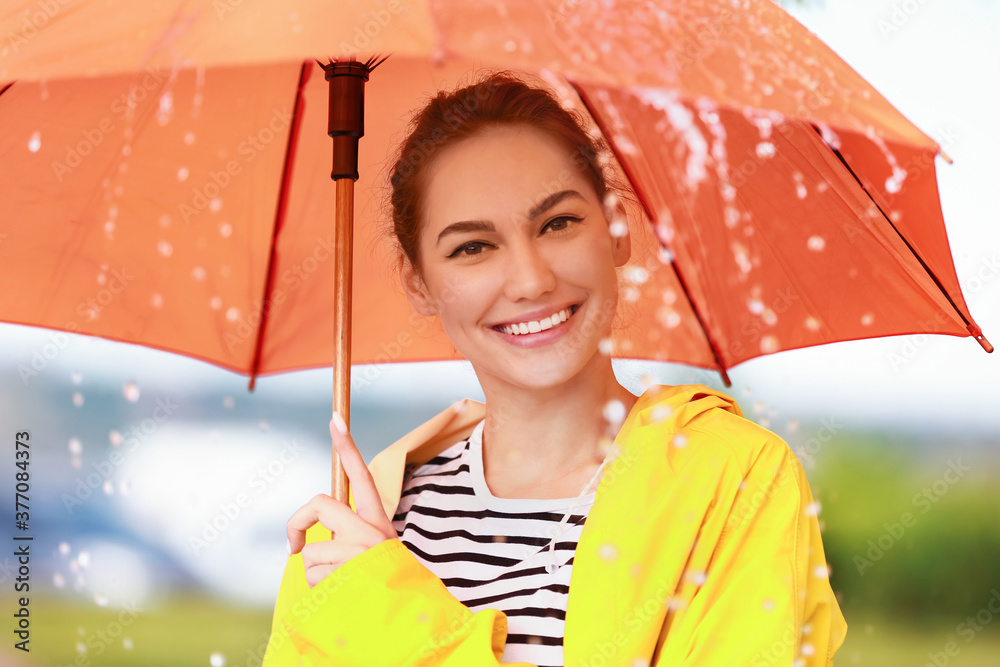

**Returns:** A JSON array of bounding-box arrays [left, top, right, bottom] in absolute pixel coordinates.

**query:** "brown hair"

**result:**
[[379, 68, 636, 280]]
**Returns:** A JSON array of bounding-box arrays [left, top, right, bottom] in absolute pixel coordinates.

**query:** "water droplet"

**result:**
[[755, 142, 776, 159], [123, 381, 140, 403], [209, 653, 227, 667], [123, 638, 134, 650], [220, 222, 232, 237], [786, 419, 799, 434], [625, 266, 649, 284], [184, 132, 196, 145], [761, 308, 778, 326], [651, 405, 672, 423], [598, 337, 613, 355], [747, 299, 765, 315], [94, 594, 109, 607], [603, 399, 626, 425], [53, 572, 66, 588], [796, 183, 807, 199], [222, 396, 235, 409], [805, 501, 822, 516], [28, 131, 41, 153], [609, 220, 629, 237], [109, 430, 122, 446], [59, 541, 71, 556], [762, 598, 774, 611], [77, 551, 91, 568], [671, 434, 688, 448], [667, 596, 686, 611], [804, 316, 820, 331], [226, 307, 240, 322], [685, 570, 707, 586], [152, 293, 164, 308], [76, 642, 87, 654], [801, 643, 815, 656], [814, 564, 830, 578], [623, 286, 641, 302], [102, 480, 114, 495], [71, 371, 83, 385], [209, 198, 222, 213], [72, 392, 84, 407], [504, 39, 517, 52], [159, 214, 171, 228], [760, 335, 779, 353], [192, 266, 207, 281], [71, 456, 82, 470], [258, 420, 270, 432], [209, 296, 222, 310], [860, 313, 874, 326], [597, 543, 618, 561], [158, 240, 173, 257], [119, 479, 132, 495], [177, 167, 189, 181], [807, 236, 826, 252]]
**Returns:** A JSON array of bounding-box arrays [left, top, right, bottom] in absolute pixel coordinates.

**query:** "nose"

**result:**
[[503, 238, 557, 303]]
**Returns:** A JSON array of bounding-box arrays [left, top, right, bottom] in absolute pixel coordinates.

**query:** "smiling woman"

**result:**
[[263, 70, 847, 667]]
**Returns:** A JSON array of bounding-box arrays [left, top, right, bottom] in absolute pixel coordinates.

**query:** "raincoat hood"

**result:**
[[264, 383, 847, 666]]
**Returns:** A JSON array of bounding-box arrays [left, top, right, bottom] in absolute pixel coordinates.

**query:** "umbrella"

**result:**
[[1, 0, 992, 506]]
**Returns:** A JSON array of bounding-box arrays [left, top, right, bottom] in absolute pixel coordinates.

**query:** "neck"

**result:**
[[474, 354, 639, 494]]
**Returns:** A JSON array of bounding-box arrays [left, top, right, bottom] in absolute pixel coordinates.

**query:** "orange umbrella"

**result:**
[[0, 1, 991, 500]]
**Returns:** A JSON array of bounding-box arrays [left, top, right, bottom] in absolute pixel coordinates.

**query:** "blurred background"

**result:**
[[2, 0, 999, 665]]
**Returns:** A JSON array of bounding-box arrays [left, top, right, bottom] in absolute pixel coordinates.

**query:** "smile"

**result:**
[[491, 304, 580, 337]]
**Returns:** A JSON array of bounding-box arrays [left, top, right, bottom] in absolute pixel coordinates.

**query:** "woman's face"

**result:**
[[400, 123, 630, 391]]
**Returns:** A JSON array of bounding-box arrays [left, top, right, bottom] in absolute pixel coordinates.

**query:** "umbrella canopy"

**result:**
[[0, 0, 991, 390]]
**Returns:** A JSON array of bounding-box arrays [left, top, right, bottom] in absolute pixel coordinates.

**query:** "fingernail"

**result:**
[[285, 539, 291, 556], [332, 410, 348, 435]]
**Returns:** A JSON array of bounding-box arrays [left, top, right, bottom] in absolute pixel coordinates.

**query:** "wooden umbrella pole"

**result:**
[[332, 176, 354, 505]]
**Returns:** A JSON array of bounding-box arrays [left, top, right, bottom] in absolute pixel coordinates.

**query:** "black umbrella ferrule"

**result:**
[[324, 60, 370, 182]]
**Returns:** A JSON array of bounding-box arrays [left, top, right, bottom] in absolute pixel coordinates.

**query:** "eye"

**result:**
[[447, 240, 492, 259], [542, 215, 583, 234]]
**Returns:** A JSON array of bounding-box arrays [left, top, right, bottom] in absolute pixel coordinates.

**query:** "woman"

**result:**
[[263, 70, 847, 667]]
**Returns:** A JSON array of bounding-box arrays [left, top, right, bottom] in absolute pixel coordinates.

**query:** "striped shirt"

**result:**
[[392, 419, 596, 667]]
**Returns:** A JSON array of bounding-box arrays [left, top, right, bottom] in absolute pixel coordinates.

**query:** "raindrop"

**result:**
[[184, 132, 196, 145], [807, 236, 826, 252], [754, 401, 766, 414], [222, 396, 235, 409], [158, 240, 173, 257], [122, 144, 132, 157], [804, 317, 820, 331], [760, 335, 779, 353], [685, 570, 707, 586], [53, 573, 66, 588], [786, 419, 799, 434], [796, 184, 807, 199], [209, 198, 222, 213], [504, 40, 517, 52], [76, 642, 87, 654], [603, 399, 626, 425], [71, 456, 82, 470], [102, 480, 114, 495], [157, 92, 174, 125], [747, 299, 765, 315], [650, 405, 672, 423], [119, 479, 132, 495], [816, 182, 829, 193], [226, 307, 240, 322], [667, 597, 686, 611], [78, 551, 91, 568], [801, 643, 815, 657], [210, 296, 223, 310], [123, 638, 134, 650], [123, 381, 140, 403], [805, 501, 821, 517], [813, 564, 830, 578], [59, 541, 71, 556], [72, 392, 84, 407], [609, 220, 629, 237], [755, 142, 776, 159], [761, 309, 778, 326], [109, 430, 123, 446], [625, 266, 649, 284], [671, 434, 687, 448], [860, 313, 874, 327], [623, 287, 640, 302], [159, 214, 171, 228], [209, 653, 227, 667], [258, 420, 270, 432], [71, 371, 83, 385], [69, 437, 82, 454], [597, 543, 618, 561], [28, 131, 41, 153], [762, 598, 774, 611], [104, 221, 116, 235], [94, 594, 108, 607], [177, 167, 189, 181], [192, 266, 207, 281], [598, 337, 613, 355], [152, 293, 164, 308], [220, 222, 232, 237]]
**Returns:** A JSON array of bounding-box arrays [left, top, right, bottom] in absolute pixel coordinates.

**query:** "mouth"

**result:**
[[490, 303, 581, 336]]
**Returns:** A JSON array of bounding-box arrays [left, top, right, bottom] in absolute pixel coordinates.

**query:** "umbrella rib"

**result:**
[[812, 125, 992, 352], [247, 60, 313, 391], [0, 82, 14, 98], [567, 80, 733, 387]]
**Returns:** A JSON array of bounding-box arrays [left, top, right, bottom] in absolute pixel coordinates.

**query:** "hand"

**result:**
[[286, 411, 398, 588]]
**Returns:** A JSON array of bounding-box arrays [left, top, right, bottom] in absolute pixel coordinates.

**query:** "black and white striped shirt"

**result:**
[[392, 419, 596, 667]]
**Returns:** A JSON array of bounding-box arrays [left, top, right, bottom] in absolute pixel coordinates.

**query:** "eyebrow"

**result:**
[[435, 189, 586, 247]]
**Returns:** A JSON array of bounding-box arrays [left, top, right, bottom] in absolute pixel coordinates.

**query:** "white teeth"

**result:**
[[498, 307, 575, 335]]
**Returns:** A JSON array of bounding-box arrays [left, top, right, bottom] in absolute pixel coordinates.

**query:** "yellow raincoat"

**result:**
[[263, 384, 847, 666]]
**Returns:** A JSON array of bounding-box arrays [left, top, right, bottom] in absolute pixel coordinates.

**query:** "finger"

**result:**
[[286, 493, 386, 554], [330, 413, 393, 532], [301, 540, 369, 570], [304, 563, 339, 589]]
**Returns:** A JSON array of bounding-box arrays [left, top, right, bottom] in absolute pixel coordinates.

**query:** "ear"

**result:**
[[610, 207, 631, 268], [398, 253, 439, 317]]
